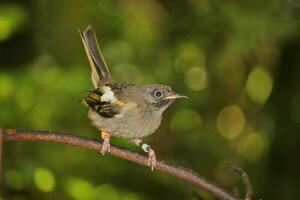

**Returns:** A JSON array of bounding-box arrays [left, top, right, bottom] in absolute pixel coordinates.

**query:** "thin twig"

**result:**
[[1, 128, 241, 200], [231, 165, 253, 200]]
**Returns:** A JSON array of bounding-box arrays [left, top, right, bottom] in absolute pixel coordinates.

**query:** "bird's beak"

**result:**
[[164, 94, 188, 100]]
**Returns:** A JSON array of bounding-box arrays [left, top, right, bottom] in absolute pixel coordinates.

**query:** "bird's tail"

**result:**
[[79, 25, 112, 87]]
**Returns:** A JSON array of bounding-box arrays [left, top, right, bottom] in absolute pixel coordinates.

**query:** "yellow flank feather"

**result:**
[[114, 100, 125, 107]]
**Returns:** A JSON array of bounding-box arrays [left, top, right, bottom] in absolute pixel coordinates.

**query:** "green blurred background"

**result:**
[[1, 0, 300, 199]]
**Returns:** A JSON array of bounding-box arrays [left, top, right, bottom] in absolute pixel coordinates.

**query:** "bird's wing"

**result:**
[[79, 25, 112, 87], [82, 86, 123, 118]]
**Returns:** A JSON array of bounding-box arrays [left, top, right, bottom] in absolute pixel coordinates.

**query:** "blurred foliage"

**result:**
[[0, 0, 300, 199]]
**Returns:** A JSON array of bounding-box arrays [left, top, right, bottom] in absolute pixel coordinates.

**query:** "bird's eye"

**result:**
[[154, 90, 163, 98]]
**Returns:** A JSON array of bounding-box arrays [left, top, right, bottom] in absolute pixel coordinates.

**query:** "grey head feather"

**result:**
[[123, 84, 186, 112]]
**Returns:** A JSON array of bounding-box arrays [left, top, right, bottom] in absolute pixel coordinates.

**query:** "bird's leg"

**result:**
[[100, 131, 110, 155], [132, 139, 156, 171]]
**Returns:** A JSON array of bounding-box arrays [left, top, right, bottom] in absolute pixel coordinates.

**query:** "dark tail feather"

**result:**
[[79, 25, 112, 86]]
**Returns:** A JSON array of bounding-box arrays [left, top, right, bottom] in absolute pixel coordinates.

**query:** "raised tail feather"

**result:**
[[79, 25, 112, 87]]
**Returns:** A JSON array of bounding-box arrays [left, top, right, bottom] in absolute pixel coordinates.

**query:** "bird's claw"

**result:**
[[148, 149, 156, 171], [101, 135, 110, 155]]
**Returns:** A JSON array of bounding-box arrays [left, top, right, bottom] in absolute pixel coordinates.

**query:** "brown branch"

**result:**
[[231, 165, 253, 200], [1, 128, 240, 200]]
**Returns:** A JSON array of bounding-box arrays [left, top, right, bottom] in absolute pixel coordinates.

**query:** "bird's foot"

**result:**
[[133, 140, 157, 171], [101, 131, 110, 155], [147, 149, 156, 171]]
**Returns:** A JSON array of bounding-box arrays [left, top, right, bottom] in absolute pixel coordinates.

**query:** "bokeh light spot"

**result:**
[[66, 178, 94, 199], [113, 63, 141, 83], [5, 169, 25, 190], [217, 105, 245, 139], [175, 43, 205, 71], [0, 16, 10, 40], [31, 104, 52, 128], [170, 109, 202, 132], [43, 67, 59, 86], [0, 4, 26, 41], [105, 41, 132, 65], [93, 184, 119, 200], [237, 133, 265, 162], [15, 86, 34, 110], [246, 67, 273, 104], [184, 67, 208, 91], [34, 167, 55, 192], [0, 74, 14, 100]]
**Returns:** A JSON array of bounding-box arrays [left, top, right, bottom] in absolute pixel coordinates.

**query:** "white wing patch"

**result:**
[[100, 86, 116, 102]]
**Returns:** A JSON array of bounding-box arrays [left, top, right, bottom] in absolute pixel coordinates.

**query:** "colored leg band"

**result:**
[[141, 143, 151, 153], [101, 131, 110, 138]]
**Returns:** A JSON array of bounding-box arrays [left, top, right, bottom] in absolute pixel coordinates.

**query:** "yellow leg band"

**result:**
[[101, 131, 110, 139]]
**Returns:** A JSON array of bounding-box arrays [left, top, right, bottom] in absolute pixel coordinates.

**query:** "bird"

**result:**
[[79, 25, 187, 170]]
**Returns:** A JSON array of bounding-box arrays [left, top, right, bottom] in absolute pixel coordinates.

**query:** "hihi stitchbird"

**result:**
[[79, 25, 187, 170]]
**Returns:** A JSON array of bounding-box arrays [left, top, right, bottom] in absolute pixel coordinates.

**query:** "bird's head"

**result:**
[[142, 84, 188, 112]]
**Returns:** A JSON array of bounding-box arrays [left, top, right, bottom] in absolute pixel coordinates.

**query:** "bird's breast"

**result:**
[[119, 103, 162, 138], [89, 102, 163, 139]]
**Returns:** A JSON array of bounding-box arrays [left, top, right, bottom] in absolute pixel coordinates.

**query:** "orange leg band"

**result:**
[[101, 131, 110, 139]]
